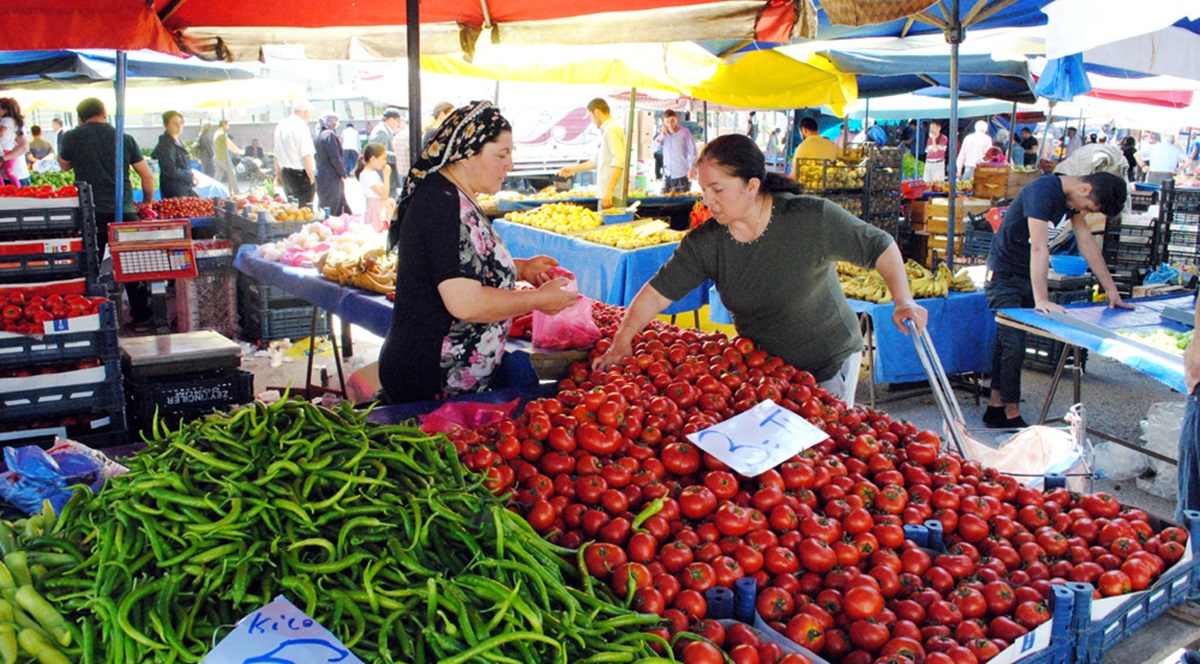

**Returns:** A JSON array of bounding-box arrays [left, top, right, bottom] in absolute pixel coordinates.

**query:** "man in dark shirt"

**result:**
[[59, 97, 156, 326], [983, 172, 1130, 428], [1018, 128, 1039, 167]]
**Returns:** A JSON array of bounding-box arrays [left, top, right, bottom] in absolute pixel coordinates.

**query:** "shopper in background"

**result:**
[[273, 100, 317, 207], [900, 119, 917, 156], [984, 172, 1129, 428], [244, 139, 265, 161], [0, 99, 30, 187], [423, 102, 455, 147], [369, 108, 403, 197], [391, 120, 411, 194], [595, 134, 927, 406], [47, 117, 64, 152], [26, 125, 54, 167], [1019, 128, 1039, 168], [1063, 127, 1083, 158], [765, 128, 782, 156], [58, 97, 155, 328], [651, 110, 697, 194], [1143, 134, 1186, 186], [341, 122, 360, 173], [1122, 136, 1146, 182], [356, 143, 393, 232], [380, 101, 575, 404], [745, 111, 759, 143], [558, 98, 628, 210], [956, 120, 994, 180], [213, 120, 243, 195], [314, 113, 350, 216], [924, 120, 949, 182], [792, 116, 839, 178], [152, 111, 198, 199], [196, 121, 215, 177]]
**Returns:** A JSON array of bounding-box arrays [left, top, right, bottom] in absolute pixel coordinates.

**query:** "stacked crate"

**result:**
[[1105, 209, 1163, 297], [918, 197, 994, 266], [865, 147, 904, 236], [216, 201, 329, 343], [1023, 274, 1095, 373], [1161, 180, 1200, 271], [176, 239, 238, 339], [0, 184, 127, 448]]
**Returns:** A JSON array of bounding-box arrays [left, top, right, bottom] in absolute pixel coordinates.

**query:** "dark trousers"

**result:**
[[97, 211, 151, 323], [986, 272, 1035, 404], [343, 149, 358, 174], [664, 176, 690, 194], [1178, 389, 1200, 525], [281, 168, 315, 208]]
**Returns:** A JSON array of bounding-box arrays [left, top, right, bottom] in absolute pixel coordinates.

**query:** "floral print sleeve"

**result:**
[[439, 192, 517, 394]]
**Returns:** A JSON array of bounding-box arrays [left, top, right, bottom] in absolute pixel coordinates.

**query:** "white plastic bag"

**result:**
[[1137, 401, 1186, 500]]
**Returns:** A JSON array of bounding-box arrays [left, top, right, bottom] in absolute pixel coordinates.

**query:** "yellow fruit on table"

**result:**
[[503, 202, 603, 233], [581, 222, 685, 249]]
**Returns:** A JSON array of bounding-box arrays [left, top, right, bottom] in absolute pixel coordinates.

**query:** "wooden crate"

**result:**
[[908, 199, 928, 226], [926, 197, 993, 219], [974, 166, 1009, 200], [1007, 168, 1041, 199]]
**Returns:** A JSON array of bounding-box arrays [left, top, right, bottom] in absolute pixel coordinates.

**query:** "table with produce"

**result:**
[[494, 202, 705, 315], [997, 293, 1192, 394], [2, 290, 1197, 662]]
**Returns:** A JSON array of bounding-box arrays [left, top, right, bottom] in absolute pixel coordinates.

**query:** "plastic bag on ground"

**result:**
[[1093, 440, 1150, 481], [531, 268, 602, 351], [0, 438, 128, 515], [1137, 401, 1185, 500]]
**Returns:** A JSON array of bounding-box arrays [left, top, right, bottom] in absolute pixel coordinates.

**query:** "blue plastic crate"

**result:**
[[239, 304, 328, 342], [237, 273, 308, 310], [0, 361, 124, 424], [0, 300, 118, 369], [0, 184, 95, 241], [1073, 510, 1200, 664]]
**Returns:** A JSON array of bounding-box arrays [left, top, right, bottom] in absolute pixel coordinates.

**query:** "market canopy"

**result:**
[[810, 50, 1036, 101], [0, 50, 253, 84], [1, 78, 303, 114], [421, 42, 854, 113], [10, 0, 183, 55], [1043, 0, 1200, 81]]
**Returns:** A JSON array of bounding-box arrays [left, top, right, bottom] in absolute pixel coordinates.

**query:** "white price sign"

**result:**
[[686, 399, 829, 477], [203, 595, 364, 664]]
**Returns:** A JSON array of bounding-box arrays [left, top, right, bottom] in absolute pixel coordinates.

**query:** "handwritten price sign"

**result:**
[[203, 595, 364, 664], [686, 399, 829, 477]]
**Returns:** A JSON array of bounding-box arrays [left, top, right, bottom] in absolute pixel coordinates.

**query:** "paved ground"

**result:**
[[240, 322, 1200, 661]]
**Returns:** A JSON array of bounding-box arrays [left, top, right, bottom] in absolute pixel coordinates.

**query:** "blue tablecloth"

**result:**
[[493, 219, 706, 315], [234, 245, 395, 336], [998, 294, 1190, 394], [705, 287, 994, 384]]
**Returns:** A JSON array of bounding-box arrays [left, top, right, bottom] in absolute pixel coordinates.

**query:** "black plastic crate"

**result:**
[[0, 302, 118, 369], [0, 368, 124, 424], [216, 200, 312, 245], [0, 184, 95, 242], [1049, 288, 1093, 305], [1164, 181, 1200, 214], [237, 273, 308, 310], [1025, 334, 1087, 373], [0, 242, 95, 284], [125, 368, 254, 434], [239, 304, 329, 342], [0, 416, 128, 450]]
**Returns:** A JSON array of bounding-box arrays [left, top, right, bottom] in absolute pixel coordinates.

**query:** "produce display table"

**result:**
[[997, 294, 1190, 462], [493, 219, 706, 315], [497, 195, 698, 212], [709, 286, 994, 405]]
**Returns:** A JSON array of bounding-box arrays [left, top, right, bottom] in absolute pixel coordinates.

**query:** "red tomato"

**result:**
[[842, 585, 885, 620], [680, 641, 724, 664], [785, 612, 826, 653], [679, 486, 718, 520]]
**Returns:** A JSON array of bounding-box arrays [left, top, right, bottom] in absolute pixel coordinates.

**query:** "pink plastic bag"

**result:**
[[418, 398, 520, 434], [531, 268, 602, 350]]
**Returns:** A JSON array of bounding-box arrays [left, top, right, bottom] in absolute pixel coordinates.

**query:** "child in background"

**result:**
[[357, 143, 394, 232], [0, 119, 19, 186]]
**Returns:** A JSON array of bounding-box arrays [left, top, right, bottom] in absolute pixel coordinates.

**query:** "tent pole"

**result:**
[[113, 50, 127, 221], [703, 101, 709, 143], [406, 0, 422, 168], [624, 88, 637, 204], [1007, 100, 1017, 160], [1037, 101, 1054, 166], [914, 118, 922, 181], [945, 0, 962, 272]]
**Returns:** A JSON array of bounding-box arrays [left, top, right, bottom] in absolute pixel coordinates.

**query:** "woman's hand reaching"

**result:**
[[535, 278, 577, 315], [520, 255, 560, 286]]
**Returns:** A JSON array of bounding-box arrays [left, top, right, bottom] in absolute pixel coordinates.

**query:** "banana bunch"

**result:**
[[905, 259, 932, 280], [836, 261, 869, 278], [841, 274, 893, 303], [950, 267, 977, 292], [912, 264, 952, 299], [314, 246, 397, 294]]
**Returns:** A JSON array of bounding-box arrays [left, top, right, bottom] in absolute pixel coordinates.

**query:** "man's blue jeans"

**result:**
[[986, 273, 1035, 404], [1177, 389, 1200, 526]]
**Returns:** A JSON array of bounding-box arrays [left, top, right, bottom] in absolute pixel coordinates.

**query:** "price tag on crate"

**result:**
[[686, 399, 828, 477]]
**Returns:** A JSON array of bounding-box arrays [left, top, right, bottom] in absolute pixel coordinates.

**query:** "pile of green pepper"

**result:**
[[29, 171, 73, 190], [18, 399, 668, 663]]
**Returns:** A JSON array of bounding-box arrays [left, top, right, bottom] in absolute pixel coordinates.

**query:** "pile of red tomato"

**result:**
[[143, 197, 216, 220], [447, 321, 1189, 664], [0, 185, 78, 199], [1, 291, 108, 334]]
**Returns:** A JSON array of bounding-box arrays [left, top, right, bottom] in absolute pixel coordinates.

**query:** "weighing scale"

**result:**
[[119, 331, 242, 381], [108, 220, 198, 335]]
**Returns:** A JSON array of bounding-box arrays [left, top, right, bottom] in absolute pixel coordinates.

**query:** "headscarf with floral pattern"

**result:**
[[388, 100, 511, 250]]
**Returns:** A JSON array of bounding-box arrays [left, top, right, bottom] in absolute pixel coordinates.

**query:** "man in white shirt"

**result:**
[[1143, 134, 1186, 186], [273, 100, 317, 207], [1064, 127, 1083, 159], [956, 120, 994, 180], [650, 110, 697, 194], [46, 117, 64, 152], [792, 116, 839, 177], [558, 98, 628, 209], [341, 122, 360, 173]]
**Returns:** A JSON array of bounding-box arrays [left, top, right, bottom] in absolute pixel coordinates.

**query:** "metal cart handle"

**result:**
[[903, 318, 969, 457]]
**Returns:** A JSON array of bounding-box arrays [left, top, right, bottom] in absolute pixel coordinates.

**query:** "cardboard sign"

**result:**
[[686, 399, 829, 477], [203, 595, 364, 664]]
